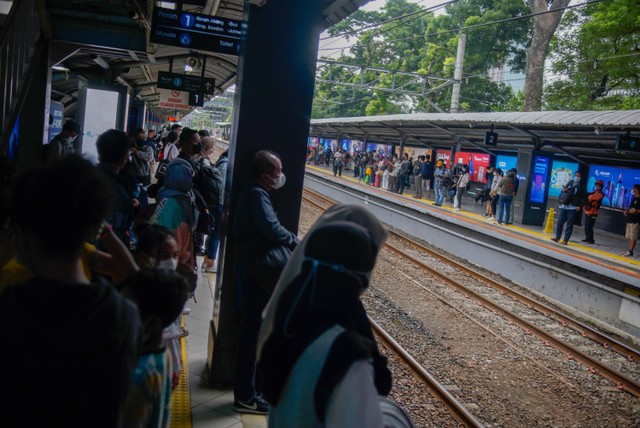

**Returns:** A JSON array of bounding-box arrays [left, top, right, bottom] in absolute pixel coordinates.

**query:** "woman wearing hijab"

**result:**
[[257, 205, 397, 427], [149, 158, 197, 287]]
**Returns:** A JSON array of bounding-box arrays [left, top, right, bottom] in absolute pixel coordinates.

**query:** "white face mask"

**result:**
[[156, 258, 178, 271], [65, 136, 76, 144], [272, 173, 286, 190], [574, 176, 581, 183]]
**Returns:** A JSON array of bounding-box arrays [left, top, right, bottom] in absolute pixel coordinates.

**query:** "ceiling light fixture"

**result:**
[[52, 64, 70, 72]]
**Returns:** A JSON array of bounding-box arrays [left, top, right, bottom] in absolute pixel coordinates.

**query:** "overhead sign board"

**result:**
[[159, 89, 189, 110], [158, 71, 214, 95], [150, 7, 242, 56]]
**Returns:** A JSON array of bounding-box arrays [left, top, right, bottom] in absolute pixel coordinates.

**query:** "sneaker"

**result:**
[[550, 238, 559, 243], [561, 241, 568, 245], [454, 208, 460, 212], [182, 307, 191, 315], [621, 250, 634, 257], [581, 239, 595, 244], [204, 264, 217, 273], [233, 396, 269, 415]]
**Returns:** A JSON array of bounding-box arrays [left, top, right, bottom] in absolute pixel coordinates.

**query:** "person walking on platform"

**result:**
[[232, 150, 299, 414], [46, 119, 81, 162], [581, 179, 605, 244], [551, 171, 585, 245], [1, 156, 141, 427], [494, 170, 516, 226], [433, 160, 447, 206], [453, 164, 470, 212], [621, 184, 640, 257], [258, 205, 401, 428]]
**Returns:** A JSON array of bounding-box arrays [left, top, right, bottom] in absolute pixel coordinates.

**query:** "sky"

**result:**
[[318, 0, 446, 60]]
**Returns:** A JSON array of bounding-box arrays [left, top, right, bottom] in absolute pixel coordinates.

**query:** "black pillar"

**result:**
[[208, 0, 324, 385]]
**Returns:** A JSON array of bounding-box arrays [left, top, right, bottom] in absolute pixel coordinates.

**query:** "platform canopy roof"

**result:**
[[310, 111, 640, 165], [41, 0, 371, 118]]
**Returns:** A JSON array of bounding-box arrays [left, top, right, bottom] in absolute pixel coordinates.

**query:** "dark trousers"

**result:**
[[584, 214, 597, 242], [205, 205, 224, 260], [555, 208, 577, 242], [234, 274, 272, 402], [490, 194, 499, 216]]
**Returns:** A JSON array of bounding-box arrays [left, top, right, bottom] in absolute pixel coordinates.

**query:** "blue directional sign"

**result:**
[[158, 71, 215, 95], [150, 6, 242, 56]]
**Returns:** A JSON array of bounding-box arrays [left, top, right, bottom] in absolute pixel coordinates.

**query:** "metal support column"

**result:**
[[208, 0, 324, 385]]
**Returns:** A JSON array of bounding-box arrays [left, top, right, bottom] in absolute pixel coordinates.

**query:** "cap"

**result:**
[[595, 179, 604, 186], [62, 120, 83, 135]]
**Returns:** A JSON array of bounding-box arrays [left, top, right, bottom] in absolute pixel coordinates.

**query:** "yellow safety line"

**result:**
[[169, 317, 191, 428]]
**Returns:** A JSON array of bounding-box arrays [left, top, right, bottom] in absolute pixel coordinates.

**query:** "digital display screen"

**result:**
[[307, 137, 319, 147], [588, 164, 640, 210], [454, 151, 492, 183], [319, 138, 337, 151], [436, 149, 452, 166], [82, 88, 119, 164], [496, 154, 517, 172], [366, 143, 392, 155], [529, 155, 551, 204], [550, 160, 579, 198]]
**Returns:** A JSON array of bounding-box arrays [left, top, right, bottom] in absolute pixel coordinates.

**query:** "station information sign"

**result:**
[[150, 7, 242, 56], [159, 89, 190, 110], [158, 72, 215, 95]]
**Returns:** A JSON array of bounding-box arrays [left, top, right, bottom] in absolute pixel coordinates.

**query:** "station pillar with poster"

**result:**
[[522, 151, 554, 226]]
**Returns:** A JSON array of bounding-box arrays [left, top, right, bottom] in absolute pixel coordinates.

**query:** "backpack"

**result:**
[[558, 189, 574, 205], [413, 162, 420, 175], [195, 162, 223, 208]]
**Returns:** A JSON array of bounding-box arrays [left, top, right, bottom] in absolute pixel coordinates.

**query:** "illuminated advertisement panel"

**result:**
[[588, 164, 640, 210], [307, 136, 319, 147], [496, 154, 517, 172], [366, 143, 393, 155], [454, 151, 491, 183], [529, 155, 551, 204], [549, 160, 579, 198], [319, 138, 338, 151]]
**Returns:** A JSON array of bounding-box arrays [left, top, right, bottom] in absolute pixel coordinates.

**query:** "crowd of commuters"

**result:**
[[309, 147, 639, 253], [0, 119, 228, 427]]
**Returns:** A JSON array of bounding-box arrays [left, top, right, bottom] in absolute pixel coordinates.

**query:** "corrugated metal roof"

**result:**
[[312, 110, 640, 127]]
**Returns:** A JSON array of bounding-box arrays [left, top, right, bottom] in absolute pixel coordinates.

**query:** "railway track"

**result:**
[[302, 188, 640, 399]]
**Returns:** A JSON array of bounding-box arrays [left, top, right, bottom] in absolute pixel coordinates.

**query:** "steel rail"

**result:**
[[370, 318, 485, 428], [387, 228, 640, 365], [302, 189, 640, 398]]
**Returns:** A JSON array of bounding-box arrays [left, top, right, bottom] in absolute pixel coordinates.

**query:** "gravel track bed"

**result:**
[[299, 197, 640, 427]]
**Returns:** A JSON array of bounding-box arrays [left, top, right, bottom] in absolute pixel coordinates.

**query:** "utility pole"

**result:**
[[450, 33, 466, 113]]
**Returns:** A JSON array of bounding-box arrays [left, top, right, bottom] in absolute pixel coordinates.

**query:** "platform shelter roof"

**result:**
[[310, 110, 640, 164]]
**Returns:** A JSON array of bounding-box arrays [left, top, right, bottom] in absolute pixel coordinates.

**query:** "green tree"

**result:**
[[313, 0, 529, 117], [545, 0, 640, 110]]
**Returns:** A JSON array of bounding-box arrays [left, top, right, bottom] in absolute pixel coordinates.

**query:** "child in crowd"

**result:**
[[135, 224, 185, 389], [121, 268, 189, 428]]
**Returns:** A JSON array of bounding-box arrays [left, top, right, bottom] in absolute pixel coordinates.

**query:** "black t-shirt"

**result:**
[[0, 278, 141, 427], [627, 196, 640, 224]]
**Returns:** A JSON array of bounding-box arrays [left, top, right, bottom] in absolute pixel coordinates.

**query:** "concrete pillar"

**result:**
[[208, 0, 324, 385]]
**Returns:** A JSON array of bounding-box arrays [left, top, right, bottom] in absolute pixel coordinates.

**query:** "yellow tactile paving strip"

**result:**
[[169, 317, 191, 428]]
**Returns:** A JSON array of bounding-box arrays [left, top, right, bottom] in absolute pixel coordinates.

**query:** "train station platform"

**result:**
[[179, 263, 266, 428], [305, 163, 640, 273]]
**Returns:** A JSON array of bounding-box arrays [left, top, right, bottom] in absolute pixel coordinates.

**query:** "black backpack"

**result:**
[[195, 162, 223, 208]]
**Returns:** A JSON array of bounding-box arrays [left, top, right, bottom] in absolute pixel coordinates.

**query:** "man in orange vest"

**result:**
[[581, 179, 604, 244]]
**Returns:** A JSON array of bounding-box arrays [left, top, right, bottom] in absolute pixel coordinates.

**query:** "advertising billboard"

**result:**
[[319, 138, 338, 151], [81, 88, 119, 164], [496, 154, 517, 172], [366, 143, 393, 156], [435, 149, 452, 166], [307, 136, 319, 148], [529, 155, 551, 204], [550, 160, 579, 198], [588, 164, 640, 210], [454, 151, 492, 183]]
